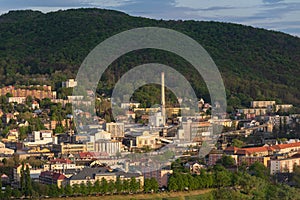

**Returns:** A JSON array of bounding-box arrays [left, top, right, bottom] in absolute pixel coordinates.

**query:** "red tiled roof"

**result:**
[[79, 152, 93, 158], [224, 146, 240, 152], [79, 152, 107, 159], [40, 171, 66, 180], [50, 158, 72, 164], [236, 146, 271, 155], [272, 142, 300, 150]]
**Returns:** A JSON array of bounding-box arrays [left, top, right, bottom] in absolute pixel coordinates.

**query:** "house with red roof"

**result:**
[[39, 171, 66, 188], [235, 146, 272, 157], [271, 142, 300, 154], [224, 146, 271, 166]]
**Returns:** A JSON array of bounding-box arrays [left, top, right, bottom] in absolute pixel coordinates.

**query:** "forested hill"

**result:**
[[0, 8, 299, 108]]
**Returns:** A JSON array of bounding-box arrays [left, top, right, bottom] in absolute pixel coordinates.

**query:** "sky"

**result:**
[[0, 0, 299, 37]]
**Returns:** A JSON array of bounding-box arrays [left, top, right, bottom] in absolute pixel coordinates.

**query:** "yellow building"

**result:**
[[53, 143, 87, 154], [66, 167, 144, 189], [136, 131, 158, 149], [0, 142, 14, 155]]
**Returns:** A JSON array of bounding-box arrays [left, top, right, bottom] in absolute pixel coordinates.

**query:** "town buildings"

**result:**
[[270, 154, 300, 174]]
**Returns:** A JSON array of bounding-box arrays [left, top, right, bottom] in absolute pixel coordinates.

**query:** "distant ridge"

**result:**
[[0, 8, 299, 107]]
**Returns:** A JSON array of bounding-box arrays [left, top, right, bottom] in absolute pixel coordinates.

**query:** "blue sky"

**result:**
[[0, 0, 299, 36]]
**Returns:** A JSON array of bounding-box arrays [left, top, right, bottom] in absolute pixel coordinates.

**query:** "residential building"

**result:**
[[149, 112, 165, 127], [62, 79, 77, 88], [65, 167, 144, 188], [105, 122, 125, 139], [24, 130, 56, 146], [207, 149, 223, 166], [13, 163, 31, 183], [182, 120, 212, 142], [6, 129, 19, 142], [238, 156, 270, 167], [276, 104, 293, 112], [8, 97, 26, 104], [270, 154, 300, 175], [39, 171, 66, 188], [32, 100, 40, 109], [43, 158, 82, 171], [210, 118, 232, 127], [184, 162, 205, 174], [0, 142, 14, 155], [121, 102, 140, 109], [0, 85, 56, 99], [53, 143, 87, 155], [237, 108, 268, 116], [235, 146, 271, 157], [136, 131, 158, 149], [271, 142, 300, 154], [250, 101, 276, 109], [94, 140, 122, 156], [142, 168, 173, 187]]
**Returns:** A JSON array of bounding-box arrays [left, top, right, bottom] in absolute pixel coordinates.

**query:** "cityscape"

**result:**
[[0, 2, 300, 200]]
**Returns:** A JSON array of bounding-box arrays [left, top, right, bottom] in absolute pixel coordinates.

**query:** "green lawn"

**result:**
[[48, 189, 213, 200]]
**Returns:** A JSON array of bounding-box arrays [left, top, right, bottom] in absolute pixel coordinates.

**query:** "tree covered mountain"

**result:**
[[0, 8, 299, 108]]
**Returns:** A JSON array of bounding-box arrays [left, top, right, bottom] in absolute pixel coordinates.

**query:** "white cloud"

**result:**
[[80, 0, 134, 7]]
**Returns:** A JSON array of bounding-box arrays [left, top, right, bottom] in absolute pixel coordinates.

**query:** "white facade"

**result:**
[[270, 157, 300, 174], [95, 140, 121, 156], [149, 112, 165, 127], [62, 79, 77, 88], [121, 102, 140, 109], [24, 130, 55, 146], [8, 97, 26, 104]]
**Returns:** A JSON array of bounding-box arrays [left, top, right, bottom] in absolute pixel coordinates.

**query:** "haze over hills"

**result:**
[[0, 8, 299, 108]]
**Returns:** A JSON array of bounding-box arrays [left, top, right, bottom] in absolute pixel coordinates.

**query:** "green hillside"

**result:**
[[0, 8, 299, 108]]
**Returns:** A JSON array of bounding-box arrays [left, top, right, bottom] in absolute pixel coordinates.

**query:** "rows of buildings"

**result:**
[[0, 77, 299, 192]]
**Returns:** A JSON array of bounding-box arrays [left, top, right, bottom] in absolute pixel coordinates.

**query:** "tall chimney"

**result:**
[[161, 72, 166, 123]]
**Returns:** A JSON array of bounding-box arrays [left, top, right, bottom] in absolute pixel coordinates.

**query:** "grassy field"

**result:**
[[48, 189, 214, 200]]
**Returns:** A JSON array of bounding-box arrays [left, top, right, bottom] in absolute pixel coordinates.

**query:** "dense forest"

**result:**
[[0, 8, 299, 108]]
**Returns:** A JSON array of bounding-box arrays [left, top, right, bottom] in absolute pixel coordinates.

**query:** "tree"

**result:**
[[25, 96, 33, 107], [72, 184, 80, 196], [101, 178, 108, 194], [293, 165, 300, 188], [168, 175, 178, 191], [216, 155, 235, 167], [144, 179, 152, 193], [79, 183, 88, 195], [123, 179, 130, 193], [93, 180, 101, 193], [14, 189, 22, 198], [108, 180, 115, 194], [0, 179, 3, 199], [49, 184, 59, 197], [86, 181, 93, 194], [115, 177, 123, 194], [129, 177, 139, 193], [24, 166, 33, 197], [4, 185, 12, 199], [20, 164, 25, 195], [232, 139, 244, 148], [249, 162, 269, 180], [150, 178, 159, 192], [144, 178, 159, 193], [213, 165, 232, 188]]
